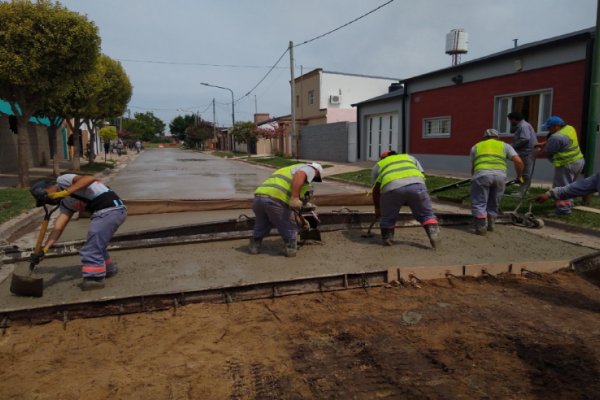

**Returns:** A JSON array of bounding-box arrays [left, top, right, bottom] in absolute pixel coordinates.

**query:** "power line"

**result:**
[[294, 0, 395, 48], [235, 47, 289, 103], [117, 58, 288, 70]]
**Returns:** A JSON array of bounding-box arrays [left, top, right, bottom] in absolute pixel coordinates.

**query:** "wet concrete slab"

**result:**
[[107, 149, 357, 199], [0, 225, 592, 312]]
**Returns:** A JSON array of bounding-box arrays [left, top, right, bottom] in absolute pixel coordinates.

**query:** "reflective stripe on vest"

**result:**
[[473, 139, 507, 172], [375, 154, 424, 190], [254, 164, 310, 204], [552, 125, 584, 167]]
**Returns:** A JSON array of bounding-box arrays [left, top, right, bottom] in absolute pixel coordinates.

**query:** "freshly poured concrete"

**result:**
[[0, 225, 592, 311], [107, 149, 357, 200]]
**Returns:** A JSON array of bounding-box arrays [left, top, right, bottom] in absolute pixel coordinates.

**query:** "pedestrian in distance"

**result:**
[[135, 140, 142, 154], [470, 129, 524, 235], [535, 115, 585, 215], [29, 174, 127, 291], [507, 112, 538, 194], [116, 138, 124, 156], [249, 162, 323, 257], [371, 150, 441, 248], [534, 172, 600, 205]]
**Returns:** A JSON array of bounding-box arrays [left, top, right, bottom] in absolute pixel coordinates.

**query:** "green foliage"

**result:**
[[231, 121, 259, 144], [0, 1, 101, 105], [122, 112, 166, 141], [0, 188, 35, 225], [85, 55, 132, 120], [80, 161, 114, 173], [169, 114, 196, 141], [184, 120, 214, 149], [99, 126, 118, 142]]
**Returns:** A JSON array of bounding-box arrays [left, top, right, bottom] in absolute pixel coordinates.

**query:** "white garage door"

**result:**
[[367, 113, 399, 161]]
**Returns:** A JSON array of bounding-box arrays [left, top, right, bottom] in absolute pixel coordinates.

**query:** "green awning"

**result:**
[[0, 99, 52, 127]]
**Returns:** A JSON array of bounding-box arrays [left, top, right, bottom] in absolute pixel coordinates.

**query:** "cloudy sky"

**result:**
[[60, 0, 597, 131]]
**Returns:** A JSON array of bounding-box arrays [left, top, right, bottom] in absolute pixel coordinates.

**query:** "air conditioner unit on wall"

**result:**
[[330, 95, 341, 105]]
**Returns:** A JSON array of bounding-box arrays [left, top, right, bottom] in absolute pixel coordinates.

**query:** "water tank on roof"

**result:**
[[445, 29, 469, 54]]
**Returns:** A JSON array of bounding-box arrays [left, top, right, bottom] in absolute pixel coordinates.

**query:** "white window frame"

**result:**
[[422, 116, 451, 138], [493, 88, 553, 135], [307, 90, 315, 105]]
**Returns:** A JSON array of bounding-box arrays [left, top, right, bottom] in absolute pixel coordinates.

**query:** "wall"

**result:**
[[300, 121, 355, 162], [409, 61, 586, 156], [320, 73, 398, 109], [0, 116, 66, 173]]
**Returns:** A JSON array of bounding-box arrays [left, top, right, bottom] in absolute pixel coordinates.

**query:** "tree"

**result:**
[[231, 121, 260, 154], [122, 112, 165, 141], [98, 125, 117, 142], [184, 120, 213, 149], [0, 0, 100, 187], [169, 114, 196, 141]]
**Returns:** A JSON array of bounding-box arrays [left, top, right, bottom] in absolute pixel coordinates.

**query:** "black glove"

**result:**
[[30, 249, 46, 267]]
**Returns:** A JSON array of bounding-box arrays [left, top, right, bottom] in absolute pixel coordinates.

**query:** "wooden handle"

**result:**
[[33, 219, 49, 254]]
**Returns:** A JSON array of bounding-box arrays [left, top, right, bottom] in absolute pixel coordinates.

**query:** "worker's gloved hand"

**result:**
[[289, 197, 303, 211], [534, 192, 552, 203], [48, 190, 69, 200], [517, 176, 525, 185], [30, 248, 47, 266]]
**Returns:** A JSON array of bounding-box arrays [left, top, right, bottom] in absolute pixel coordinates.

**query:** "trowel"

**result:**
[[295, 206, 322, 241], [10, 203, 58, 297]]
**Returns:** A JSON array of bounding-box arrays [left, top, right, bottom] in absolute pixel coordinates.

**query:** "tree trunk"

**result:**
[[67, 117, 81, 171], [47, 125, 60, 177], [16, 117, 31, 188]]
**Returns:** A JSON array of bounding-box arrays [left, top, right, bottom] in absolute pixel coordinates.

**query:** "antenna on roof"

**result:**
[[513, 39, 518, 48]]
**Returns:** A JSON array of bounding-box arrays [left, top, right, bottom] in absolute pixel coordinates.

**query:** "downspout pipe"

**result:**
[[401, 82, 408, 152], [584, 5, 600, 177]]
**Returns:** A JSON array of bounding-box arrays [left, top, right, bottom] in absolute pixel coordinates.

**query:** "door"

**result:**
[[367, 113, 398, 161]]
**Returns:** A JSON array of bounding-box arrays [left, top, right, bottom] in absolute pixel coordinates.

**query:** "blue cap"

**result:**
[[542, 116, 565, 129]]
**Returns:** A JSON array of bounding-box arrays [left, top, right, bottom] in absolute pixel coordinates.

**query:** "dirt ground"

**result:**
[[1, 270, 599, 399]]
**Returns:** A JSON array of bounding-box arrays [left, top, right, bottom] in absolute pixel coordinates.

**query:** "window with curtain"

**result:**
[[493, 89, 552, 134]]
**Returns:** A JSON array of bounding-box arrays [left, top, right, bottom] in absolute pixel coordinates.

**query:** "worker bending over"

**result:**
[[470, 129, 524, 235], [30, 174, 127, 291], [536, 116, 585, 215], [371, 150, 441, 248], [249, 162, 323, 257]]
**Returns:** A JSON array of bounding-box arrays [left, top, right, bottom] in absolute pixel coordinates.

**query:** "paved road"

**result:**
[[108, 148, 357, 199]]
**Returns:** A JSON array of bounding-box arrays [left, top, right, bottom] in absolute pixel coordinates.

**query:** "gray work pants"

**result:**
[[470, 174, 505, 218], [379, 183, 437, 229], [553, 158, 585, 214], [518, 153, 536, 195], [252, 196, 297, 242], [80, 207, 127, 278]]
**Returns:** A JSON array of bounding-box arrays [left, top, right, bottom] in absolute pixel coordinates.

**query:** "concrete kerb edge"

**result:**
[[541, 218, 600, 238]]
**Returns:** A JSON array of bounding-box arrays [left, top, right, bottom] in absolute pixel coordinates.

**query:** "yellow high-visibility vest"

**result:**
[[255, 164, 311, 204], [551, 125, 583, 167], [375, 154, 424, 190], [473, 139, 507, 172]]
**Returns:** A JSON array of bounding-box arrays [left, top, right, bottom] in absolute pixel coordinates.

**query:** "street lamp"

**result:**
[[201, 82, 235, 151]]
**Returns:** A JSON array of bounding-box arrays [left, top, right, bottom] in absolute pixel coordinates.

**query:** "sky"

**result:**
[[59, 0, 597, 131]]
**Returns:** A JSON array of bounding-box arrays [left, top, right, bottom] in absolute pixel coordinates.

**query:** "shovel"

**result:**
[[10, 203, 58, 297], [361, 218, 377, 238]]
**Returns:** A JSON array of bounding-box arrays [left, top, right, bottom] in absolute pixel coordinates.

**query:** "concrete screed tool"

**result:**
[[10, 202, 59, 297]]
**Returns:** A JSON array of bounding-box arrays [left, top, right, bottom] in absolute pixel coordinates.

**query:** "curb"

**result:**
[[542, 218, 600, 237]]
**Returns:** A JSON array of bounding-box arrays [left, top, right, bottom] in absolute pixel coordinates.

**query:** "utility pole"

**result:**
[[212, 98, 217, 149], [254, 95, 258, 115], [584, 0, 600, 176], [289, 40, 298, 159]]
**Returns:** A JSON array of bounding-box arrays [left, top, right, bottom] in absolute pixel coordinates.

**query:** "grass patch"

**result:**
[[330, 169, 372, 186], [0, 188, 35, 225], [80, 161, 115, 173]]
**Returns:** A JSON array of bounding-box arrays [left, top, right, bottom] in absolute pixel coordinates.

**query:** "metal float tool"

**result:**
[[10, 203, 58, 297]]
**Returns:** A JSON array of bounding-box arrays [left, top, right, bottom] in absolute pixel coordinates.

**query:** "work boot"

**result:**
[[284, 240, 297, 257], [81, 277, 105, 291], [424, 224, 442, 249], [248, 237, 262, 255], [381, 228, 394, 246], [105, 262, 118, 278], [473, 218, 487, 236], [487, 216, 496, 232]]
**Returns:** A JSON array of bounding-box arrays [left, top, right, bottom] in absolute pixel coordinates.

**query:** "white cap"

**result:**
[[307, 162, 323, 182], [484, 128, 499, 138]]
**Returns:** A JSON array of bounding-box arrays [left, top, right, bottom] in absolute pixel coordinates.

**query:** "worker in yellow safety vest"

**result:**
[[536, 116, 585, 215], [470, 129, 524, 235], [250, 162, 323, 257], [371, 150, 441, 248]]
